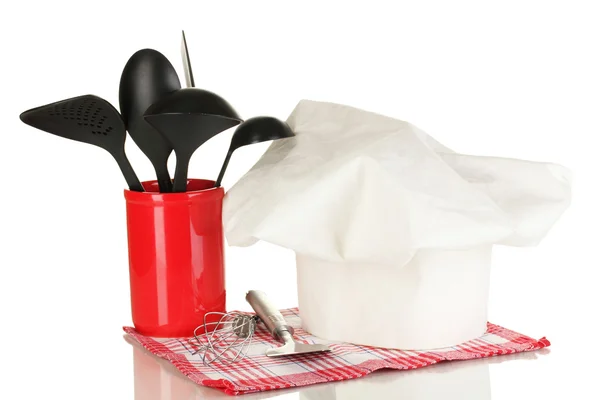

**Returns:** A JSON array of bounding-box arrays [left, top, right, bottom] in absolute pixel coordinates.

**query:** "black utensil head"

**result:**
[[20, 94, 126, 154], [143, 87, 242, 154], [230, 116, 295, 151], [145, 87, 241, 119], [119, 48, 181, 127], [144, 113, 241, 155], [119, 48, 181, 162]]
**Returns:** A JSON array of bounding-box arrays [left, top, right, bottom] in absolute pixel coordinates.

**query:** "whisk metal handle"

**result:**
[[246, 290, 294, 339]]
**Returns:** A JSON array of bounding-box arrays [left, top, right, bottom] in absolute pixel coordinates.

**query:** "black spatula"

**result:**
[[19, 94, 144, 192]]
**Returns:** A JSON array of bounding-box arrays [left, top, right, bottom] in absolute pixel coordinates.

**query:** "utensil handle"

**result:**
[[115, 152, 144, 192], [172, 155, 190, 192], [215, 150, 232, 188], [154, 164, 173, 193], [246, 290, 294, 339]]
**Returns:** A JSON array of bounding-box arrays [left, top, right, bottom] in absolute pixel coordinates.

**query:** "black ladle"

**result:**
[[143, 88, 242, 192], [20, 94, 144, 192], [215, 116, 295, 188], [119, 48, 181, 192]]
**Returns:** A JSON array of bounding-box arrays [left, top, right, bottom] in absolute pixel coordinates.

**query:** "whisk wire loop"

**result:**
[[192, 311, 259, 366]]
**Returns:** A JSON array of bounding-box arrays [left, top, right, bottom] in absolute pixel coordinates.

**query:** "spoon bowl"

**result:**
[[119, 48, 181, 192], [215, 116, 295, 188]]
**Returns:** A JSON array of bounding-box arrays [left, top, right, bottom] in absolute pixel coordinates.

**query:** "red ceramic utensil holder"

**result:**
[[124, 179, 225, 337]]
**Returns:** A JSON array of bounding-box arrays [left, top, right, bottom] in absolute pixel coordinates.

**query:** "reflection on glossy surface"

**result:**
[[127, 335, 548, 399], [129, 336, 289, 400], [299, 360, 491, 400]]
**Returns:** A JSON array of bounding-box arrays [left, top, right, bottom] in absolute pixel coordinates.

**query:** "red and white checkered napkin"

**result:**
[[124, 308, 550, 396]]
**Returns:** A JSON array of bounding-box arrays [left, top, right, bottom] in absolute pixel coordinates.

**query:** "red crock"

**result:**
[[124, 179, 225, 337]]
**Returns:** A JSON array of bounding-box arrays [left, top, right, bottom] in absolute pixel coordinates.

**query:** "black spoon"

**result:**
[[214, 116, 295, 188], [144, 88, 242, 192], [19, 94, 144, 192], [119, 49, 181, 192]]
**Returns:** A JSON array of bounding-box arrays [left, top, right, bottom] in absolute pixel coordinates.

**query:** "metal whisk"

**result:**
[[192, 311, 259, 366]]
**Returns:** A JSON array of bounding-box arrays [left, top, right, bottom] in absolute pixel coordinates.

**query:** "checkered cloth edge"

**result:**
[[124, 308, 550, 396]]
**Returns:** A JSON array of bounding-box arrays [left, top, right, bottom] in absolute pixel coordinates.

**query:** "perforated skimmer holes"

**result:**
[[47, 98, 114, 136]]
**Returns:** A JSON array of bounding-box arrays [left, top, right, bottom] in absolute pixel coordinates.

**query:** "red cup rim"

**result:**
[[124, 179, 223, 202]]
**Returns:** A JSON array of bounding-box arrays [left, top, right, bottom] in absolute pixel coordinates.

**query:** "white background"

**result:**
[[1, 1, 597, 399]]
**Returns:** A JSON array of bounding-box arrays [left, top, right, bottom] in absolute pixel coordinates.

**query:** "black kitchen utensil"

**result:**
[[19, 94, 144, 192], [214, 116, 295, 188], [144, 88, 242, 192], [181, 30, 195, 88], [119, 48, 181, 192]]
